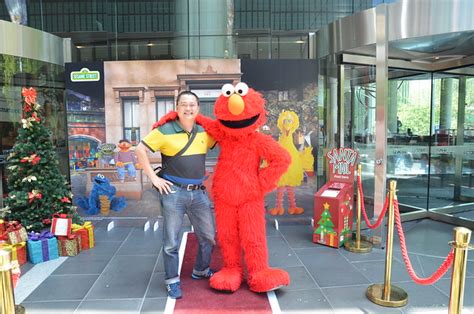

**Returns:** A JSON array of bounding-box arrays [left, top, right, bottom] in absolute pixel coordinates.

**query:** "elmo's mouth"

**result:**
[[218, 114, 260, 129]]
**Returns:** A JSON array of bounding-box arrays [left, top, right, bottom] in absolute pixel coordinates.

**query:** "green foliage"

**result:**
[[2, 88, 82, 231]]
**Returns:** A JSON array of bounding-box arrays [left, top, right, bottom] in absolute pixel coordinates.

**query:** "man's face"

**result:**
[[177, 94, 199, 122]]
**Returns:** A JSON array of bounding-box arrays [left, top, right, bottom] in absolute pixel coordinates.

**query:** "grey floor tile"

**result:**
[[140, 297, 167, 314], [85, 255, 156, 299], [21, 301, 80, 314], [94, 227, 133, 242], [266, 220, 280, 237], [416, 255, 453, 280], [322, 285, 403, 314], [24, 274, 99, 302], [353, 258, 416, 284], [278, 224, 316, 249], [295, 247, 370, 287], [52, 253, 111, 275], [396, 281, 450, 313], [280, 266, 318, 291], [20, 262, 35, 276], [154, 251, 164, 273], [392, 220, 453, 257], [267, 235, 302, 268], [434, 277, 474, 313], [84, 240, 122, 256], [145, 272, 168, 298], [339, 246, 386, 262], [116, 228, 162, 255], [76, 299, 142, 314], [276, 288, 334, 313]]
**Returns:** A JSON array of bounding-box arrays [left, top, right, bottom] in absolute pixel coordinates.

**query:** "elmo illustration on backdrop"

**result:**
[[156, 82, 291, 293]]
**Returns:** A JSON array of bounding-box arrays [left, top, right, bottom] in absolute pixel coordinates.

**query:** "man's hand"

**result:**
[[152, 111, 178, 129], [151, 175, 174, 194]]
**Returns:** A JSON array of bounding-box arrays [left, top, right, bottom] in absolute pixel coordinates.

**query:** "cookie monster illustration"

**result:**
[[77, 174, 127, 215]]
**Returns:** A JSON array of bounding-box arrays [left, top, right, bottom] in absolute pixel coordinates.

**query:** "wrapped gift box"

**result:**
[[58, 234, 81, 256], [72, 222, 94, 250], [0, 241, 27, 266], [2, 221, 28, 245], [27, 231, 59, 264], [50, 213, 72, 237]]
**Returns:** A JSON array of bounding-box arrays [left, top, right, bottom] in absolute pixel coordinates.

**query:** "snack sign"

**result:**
[[326, 148, 358, 182]]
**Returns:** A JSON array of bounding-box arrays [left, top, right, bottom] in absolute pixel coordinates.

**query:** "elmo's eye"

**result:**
[[221, 84, 234, 97], [235, 82, 249, 96]]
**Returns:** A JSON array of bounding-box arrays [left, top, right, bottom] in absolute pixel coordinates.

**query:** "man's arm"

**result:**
[[135, 142, 174, 194]]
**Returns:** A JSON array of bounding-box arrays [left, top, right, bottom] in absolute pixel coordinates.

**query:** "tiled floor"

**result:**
[[15, 219, 474, 314]]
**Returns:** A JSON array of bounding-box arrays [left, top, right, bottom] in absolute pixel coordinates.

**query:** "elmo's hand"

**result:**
[[116, 161, 124, 167], [152, 111, 178, 129]]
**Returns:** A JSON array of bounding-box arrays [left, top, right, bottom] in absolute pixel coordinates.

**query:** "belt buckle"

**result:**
[[186, 184, 194, 191]]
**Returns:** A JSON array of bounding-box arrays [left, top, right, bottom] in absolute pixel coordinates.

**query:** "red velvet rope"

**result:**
[[393, 199, 454, 285], [358, 175, 389, 229]]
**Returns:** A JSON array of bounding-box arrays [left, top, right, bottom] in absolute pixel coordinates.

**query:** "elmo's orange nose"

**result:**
[[228, 94, 245, 115]]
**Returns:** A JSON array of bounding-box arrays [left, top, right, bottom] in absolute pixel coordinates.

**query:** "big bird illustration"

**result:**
[[269, 110, 305, 215], [155, 82, 291, 293]]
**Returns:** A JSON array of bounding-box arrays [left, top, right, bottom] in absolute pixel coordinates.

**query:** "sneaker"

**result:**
[[166, 282, 182, 299], [191, 269, 215, 280]]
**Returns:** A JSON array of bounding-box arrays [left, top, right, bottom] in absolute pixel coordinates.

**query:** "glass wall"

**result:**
[[0, 54, 68, 207], [321, 58, 474, 223], [0, 0, 381, 62]]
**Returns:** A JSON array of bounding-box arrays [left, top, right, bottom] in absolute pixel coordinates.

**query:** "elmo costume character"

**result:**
[[154, 82, 291, 293]]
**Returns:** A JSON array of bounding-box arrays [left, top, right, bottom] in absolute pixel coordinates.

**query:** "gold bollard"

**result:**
[[345, 164, 373, 253], [448, 227, 472, 314], [0, 248, 25, 314], [366, 180, 408, 307]]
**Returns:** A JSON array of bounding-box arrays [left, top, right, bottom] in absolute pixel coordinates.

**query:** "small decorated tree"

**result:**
[[1, 87, 82, 231], [315, 202, 335, 242]]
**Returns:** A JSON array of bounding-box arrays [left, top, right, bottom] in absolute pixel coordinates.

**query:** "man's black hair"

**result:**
[[176, 90, 200, 106]]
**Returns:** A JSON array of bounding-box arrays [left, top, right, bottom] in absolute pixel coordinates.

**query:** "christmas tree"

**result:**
[[315, 202, 335, 241], [1, 87, 82, 231]]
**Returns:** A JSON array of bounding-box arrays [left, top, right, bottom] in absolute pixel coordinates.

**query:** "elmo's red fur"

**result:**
[[155, 84, 291, 293]]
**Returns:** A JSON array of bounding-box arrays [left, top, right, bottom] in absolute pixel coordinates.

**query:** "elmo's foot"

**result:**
[[248, 268, 290, 293], [288, 207, 304, 215], [269, 207, 284, 215], [209, 267, 243, 292]]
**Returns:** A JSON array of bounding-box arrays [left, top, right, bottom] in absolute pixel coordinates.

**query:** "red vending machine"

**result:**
[[313, 148, 358, 248]]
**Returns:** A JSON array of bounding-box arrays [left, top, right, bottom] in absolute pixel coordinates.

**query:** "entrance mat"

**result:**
[[174, 233, 273, 314]]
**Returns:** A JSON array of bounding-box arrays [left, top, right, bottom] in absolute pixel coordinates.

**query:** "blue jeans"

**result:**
[[117, 163, 136, 181], [160, 185, 215, 284]]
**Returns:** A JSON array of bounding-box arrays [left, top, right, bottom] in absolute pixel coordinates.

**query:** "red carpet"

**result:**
[[174, 233, 273, 314]]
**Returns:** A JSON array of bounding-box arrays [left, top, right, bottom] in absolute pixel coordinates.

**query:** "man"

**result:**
[[135, 91, 216, 299]]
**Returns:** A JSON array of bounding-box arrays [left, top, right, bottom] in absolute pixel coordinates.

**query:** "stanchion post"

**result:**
[[366, 180, 408, 307], [1, 248, 15, 314], [0, 248, 25, 314], [345, 164, 372, 253], [448, 227, 472, 314]]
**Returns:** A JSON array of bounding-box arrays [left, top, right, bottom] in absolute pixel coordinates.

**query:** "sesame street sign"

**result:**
[[70, 68, 100, 82]]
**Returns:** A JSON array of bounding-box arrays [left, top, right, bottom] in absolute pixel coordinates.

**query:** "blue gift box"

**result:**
[[27, 231, 59, 264]]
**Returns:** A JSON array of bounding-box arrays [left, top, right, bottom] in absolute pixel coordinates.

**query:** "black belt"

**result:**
[[173, 183, 206, 191]]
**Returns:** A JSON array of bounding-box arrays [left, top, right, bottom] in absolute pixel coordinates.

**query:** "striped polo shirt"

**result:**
[[141, 120, 216, 185]]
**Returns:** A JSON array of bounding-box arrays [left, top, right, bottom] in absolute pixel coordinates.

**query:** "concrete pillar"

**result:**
[[388, 80, 398, 134], [439, 78, 453, 131]]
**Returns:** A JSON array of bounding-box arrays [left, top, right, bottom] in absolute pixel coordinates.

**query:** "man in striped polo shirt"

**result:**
[[135, 91, 216, 299]]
